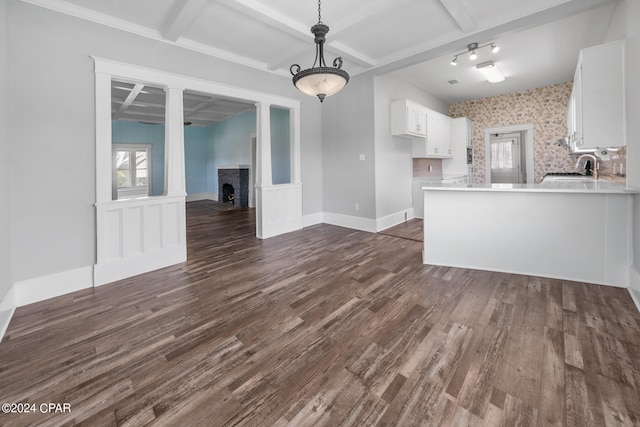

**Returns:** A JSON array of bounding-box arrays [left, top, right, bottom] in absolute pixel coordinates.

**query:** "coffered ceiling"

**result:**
[[22, 0, 621, 123]]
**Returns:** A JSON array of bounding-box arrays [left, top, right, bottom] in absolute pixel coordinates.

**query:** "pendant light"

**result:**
[[290, 0, 349, 102]]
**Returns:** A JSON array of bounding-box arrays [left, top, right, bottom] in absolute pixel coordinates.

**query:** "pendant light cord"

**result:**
[[317, 0, 323, 24]]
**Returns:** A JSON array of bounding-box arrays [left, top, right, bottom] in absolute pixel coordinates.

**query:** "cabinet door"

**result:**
[[572, 64, 583, 149], [391, 100, 426, 138], [441, 116, 452, 156], [581, 40, 624, 149], [426, 112, 438, 155], [409, 103, 426, 137]]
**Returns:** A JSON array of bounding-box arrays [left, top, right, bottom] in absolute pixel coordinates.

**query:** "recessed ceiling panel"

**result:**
[[62, 0, 176, 30], [184, 2, 308, 65], [339, 1, 459, 59], [463, 0, 570, 27], [255, 0, 369, 27]]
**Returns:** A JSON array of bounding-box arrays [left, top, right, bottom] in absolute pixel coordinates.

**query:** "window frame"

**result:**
[[112, 143, 153, 199]]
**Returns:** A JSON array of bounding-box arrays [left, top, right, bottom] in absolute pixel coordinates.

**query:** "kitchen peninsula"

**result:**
[[422, 180, 639, 287]]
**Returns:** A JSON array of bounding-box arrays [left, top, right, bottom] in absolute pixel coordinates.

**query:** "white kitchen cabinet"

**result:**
[[569, 40, 625, 152], [391, 99, 426, 138], [412, 109, 452, 158], [443, 117, 473, 176]]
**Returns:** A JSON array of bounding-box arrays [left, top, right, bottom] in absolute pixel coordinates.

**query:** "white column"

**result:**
[[164, 86, 186, 197], [255, 102, 272, 238], [255, 102, 273, 186], [289, 106, 301, 183], [95, 71, 113, 203]]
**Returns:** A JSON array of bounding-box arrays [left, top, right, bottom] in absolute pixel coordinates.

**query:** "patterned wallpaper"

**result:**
[[449, 82, 575, 183]]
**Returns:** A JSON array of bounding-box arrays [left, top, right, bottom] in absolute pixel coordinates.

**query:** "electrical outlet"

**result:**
[[355, 203, 360, 211], [359, 154, 365, 161]]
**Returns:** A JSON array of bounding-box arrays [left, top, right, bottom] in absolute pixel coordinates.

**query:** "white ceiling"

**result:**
[[23, 0, 620, 122]]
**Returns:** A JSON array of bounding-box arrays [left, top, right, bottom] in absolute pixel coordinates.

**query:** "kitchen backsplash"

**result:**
[[450, 82, 578, 184], [597, 146, 626, 184], [413, 158, 443, 178]]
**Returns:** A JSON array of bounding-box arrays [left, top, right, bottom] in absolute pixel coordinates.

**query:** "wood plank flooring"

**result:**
[[1, 200, 640, 426]]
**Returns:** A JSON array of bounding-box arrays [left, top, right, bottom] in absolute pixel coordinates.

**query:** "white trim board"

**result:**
[[186, 193, 218, 202], [376, 208, 415, 232], [322, 212, 377, 233], [628, 265, 640, 313], [0, 285, 16, 343], [0, 266, 94, 342], [13, 266, 94, 307]]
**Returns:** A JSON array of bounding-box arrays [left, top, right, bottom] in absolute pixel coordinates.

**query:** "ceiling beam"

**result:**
[[330, 0, 415, 36], [439, 0, 478, 33], [114, 84, 146, 120], [216, 0, 309, 40], [217, 0, 376, 69], [162, 0, 209, 42]]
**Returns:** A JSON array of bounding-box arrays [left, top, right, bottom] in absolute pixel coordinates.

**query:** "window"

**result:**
[[113, 144, 152, 199], [490, 140, 514, 169]]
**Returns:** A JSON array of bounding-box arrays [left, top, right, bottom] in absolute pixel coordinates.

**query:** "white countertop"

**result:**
[[414, 174, 468, 182], [421, 179, 640, 194]]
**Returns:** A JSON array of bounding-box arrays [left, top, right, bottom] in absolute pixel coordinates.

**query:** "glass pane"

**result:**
[[112, 79, 165, 200], [491, 141, 513, 169], [271, 107, 291, 184], [117, 170, 131, 188], [116, 151, 130, 170], [135, 151, 148, 187], [116, 151, 132, 188]]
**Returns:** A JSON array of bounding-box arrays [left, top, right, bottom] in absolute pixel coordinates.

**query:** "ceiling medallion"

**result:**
[[290, 0, 349, 102]]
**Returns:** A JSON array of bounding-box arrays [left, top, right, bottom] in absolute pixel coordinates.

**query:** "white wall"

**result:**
[[7, 1, 322, 285], [0, 1, 12, 304], [322, 73, 377, 219], [320, 71, 448, 227], [373, 73, 448, 220]]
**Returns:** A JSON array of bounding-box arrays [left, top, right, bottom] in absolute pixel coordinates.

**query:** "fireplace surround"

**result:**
[[218, 166, 249, 207]]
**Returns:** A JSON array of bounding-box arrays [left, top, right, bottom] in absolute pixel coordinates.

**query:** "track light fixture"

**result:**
[[450, 42, 500, 65]]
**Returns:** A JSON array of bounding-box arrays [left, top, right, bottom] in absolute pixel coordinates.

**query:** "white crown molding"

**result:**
[[18, 0, 289, 77], [20, 0, 162, 39]]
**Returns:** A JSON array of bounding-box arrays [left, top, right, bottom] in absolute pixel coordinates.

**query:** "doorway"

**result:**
[[93, 57, 303, 286], [489, 132, 524, 183], [484, 124, 534, 184]]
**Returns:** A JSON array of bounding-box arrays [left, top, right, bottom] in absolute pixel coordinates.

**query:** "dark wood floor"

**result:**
[[2, 200, 640, 426]]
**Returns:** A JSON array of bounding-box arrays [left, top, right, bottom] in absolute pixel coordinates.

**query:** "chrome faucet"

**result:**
[[575, 153, 599, 179]]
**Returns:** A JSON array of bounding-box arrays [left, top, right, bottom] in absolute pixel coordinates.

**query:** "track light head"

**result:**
[[491, 43, 500, 53]]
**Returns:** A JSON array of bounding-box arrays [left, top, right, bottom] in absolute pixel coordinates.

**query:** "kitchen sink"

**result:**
[[542, 173, 595, 183]]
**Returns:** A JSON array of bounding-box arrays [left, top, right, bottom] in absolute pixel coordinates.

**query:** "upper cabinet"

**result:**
[[414, 109, 452, 158], [391, 99, 452, 158], [391, 99, 426, 138], [568, 40, 625, 152]]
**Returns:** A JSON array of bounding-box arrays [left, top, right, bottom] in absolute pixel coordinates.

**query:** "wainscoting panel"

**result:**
[[94, 196, 187, 286], [257, 183, 303, 239]]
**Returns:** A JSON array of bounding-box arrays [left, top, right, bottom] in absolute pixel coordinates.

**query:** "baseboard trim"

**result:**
[[0, 285, 16, 342], [94, 247, 186, 286], [376, 208, 415, 232], [322, 212, 377, 233], [0, 266, 94, 343], [303, 212, 323, 228], [186, 192, 217, 202], [14, 265, 94, 307], [628, 265, 640, 313]]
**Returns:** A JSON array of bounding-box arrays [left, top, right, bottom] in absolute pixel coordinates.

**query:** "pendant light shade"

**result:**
[[290, 2, 349, 102]]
